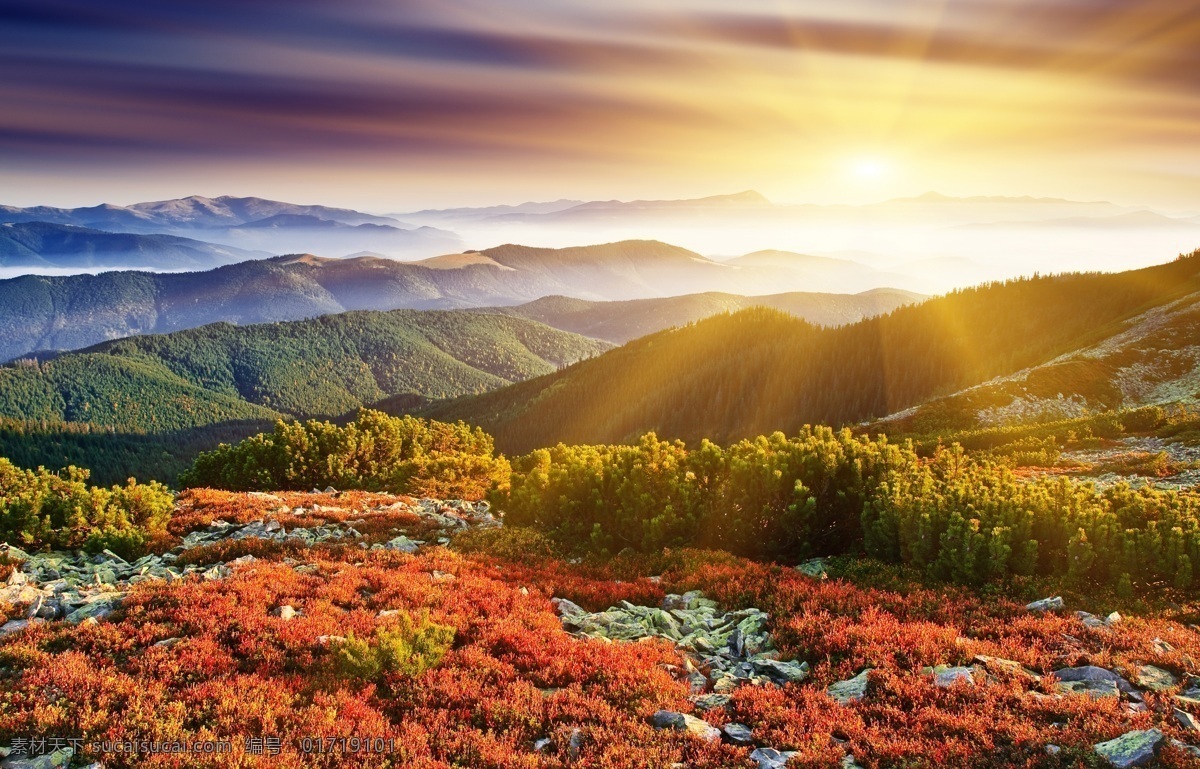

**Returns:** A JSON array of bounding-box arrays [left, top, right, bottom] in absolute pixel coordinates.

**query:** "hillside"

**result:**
[[877, 281, 1200, 434], [0, 242, 918, 362], [482, 288, 922, 344], [426, 252, 1200, 453], [0, 222, 265, 270], [0, 310, 609, 434]]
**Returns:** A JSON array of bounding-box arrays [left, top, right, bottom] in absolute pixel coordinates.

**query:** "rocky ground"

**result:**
[[2, 492, 1200, 768], [1, 491, 496, 650]]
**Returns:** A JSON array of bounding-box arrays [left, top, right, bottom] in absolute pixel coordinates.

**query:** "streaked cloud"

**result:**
[[0, 0, 1197, 208]]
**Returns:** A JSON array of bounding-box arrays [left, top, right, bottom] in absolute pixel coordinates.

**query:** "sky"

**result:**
[[2, 0, 1199, 211]]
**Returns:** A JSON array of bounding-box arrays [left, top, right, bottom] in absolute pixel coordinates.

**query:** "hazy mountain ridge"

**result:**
[[476, 288, 923, 344], [0, 222, 268, 270], [0, 241, 921, 362], [0, 195, 461, 261]]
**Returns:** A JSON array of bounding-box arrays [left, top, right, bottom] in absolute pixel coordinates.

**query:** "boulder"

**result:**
[[973, 655, 1040, 683], [1093, 729, 1163, 768], [1, 746, 73, 769], [1135, 664, 1177, 692], [1053, 666, 1137, 697], [751, 658, 810, 684], [749, 747, 799, 769], [0, 618, 45, 637], [1175, 709, 1199, 733], [1055, 679, 1120, 699], [271, 605, 299, 620], [691, 693, 731, 711], [827, 669, 872, 704], [1026, 596, 1064, 612], [650, 710, 721, 742], [1177, 676, 1200, 707], [796, 558, 828, 580], [722, 722, 754, 745], [381, 535, 421, 554], [925, 665, 976, 687]]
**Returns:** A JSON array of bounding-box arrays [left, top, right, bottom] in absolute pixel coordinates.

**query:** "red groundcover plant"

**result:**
[[0, 491, 1197, 768]]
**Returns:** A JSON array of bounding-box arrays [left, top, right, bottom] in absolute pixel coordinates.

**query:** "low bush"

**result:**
[[334, 611, 455, 683], [0, 458, 173, 557], [180, 410, 510, 500]]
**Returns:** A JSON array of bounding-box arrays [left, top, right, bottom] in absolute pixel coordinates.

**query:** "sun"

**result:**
[[850, 157, 889, 181]]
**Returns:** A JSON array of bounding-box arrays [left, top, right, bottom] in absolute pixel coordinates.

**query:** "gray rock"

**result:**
[[796, 558, 828, 580], [0, 618, 45, 636], [827, 669, 872, 704], [749, 747, 799, 769], [532, 738, 551, 752], [1175, 709, 1199, 732], [1135, 664, 1177, 692], [925, 665, 976, 687], [1093, 729, 1162, 768], [973, 655, 1040, 682], [1026, 596, 1064, 612], [380, 535, 421, 554], [1, 746, 73, 769], [650, 710, 721, 742], [1055, 679, 1121, 699], [691, 693, 731, 711], [1045, 745, 1061, 756], [751, 658, 810, 684], [1053, 666, 1136, 696], [722, 722, 754, 745], [1178, 676, 1200, 707]]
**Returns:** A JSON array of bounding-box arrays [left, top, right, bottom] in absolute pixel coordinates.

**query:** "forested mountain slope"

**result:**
[[427, 251, 1200, 452], [0, 311, 609, 433]]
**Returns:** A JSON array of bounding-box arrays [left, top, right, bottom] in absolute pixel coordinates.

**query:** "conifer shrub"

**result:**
[[0, 458, 173, 557], [180, 410, 509, 500], [334, 611, 455, 682]]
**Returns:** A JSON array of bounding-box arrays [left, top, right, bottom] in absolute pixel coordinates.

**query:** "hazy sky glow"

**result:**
[[2, 0, 1199, 210]]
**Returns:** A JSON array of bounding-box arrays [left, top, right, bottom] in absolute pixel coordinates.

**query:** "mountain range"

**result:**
[[0, 242, 921, 362], [0, 195, 460, 259]]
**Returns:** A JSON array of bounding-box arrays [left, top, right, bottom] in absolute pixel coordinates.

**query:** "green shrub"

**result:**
[[0, 458, 173, 556], [452, 526, 561, 565], [334, 612, 455, 683], [181, 410, 509, 500]]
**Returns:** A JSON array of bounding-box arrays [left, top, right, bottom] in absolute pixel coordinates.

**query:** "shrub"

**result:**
[[451, 526, 561, 565], [180, 410, 509, 500], [334, 611, 455, 682], [0, 458, 173, 556]]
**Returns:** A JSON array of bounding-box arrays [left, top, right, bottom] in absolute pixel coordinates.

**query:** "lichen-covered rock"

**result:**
[[1026, 596, 1063, 612], [827, 669, 872, 704], [1093, 729, 1162, 767], [750, 747, 798, 769], [924, 665, 976, 687], [1135, 664, 1177, 692], [650, 710, 720, 741], [795, 558, 828, 580]]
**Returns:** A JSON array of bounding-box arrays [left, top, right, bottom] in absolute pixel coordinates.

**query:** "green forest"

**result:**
[[429, 252, 1200, 453], [0, 309, 608, 432]]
